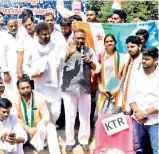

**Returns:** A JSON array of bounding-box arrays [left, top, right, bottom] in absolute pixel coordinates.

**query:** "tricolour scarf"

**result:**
[[18, 92, 35, 127], [96, 51, 121, 113], [121, 57, 141, 110]]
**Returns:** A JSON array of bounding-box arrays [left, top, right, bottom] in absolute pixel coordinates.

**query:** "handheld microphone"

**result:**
[[81, 45, 84, 55]]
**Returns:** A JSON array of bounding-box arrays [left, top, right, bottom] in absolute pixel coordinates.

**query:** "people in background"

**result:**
[[112, 9, 127, 23]]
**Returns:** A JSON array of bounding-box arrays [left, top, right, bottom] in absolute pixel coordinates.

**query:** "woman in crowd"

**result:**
[[96, 34, 128, 116]]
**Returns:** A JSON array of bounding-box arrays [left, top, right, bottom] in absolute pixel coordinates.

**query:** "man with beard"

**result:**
[[117, 36, 150, 154], [112, 9, 127, 23], [62, 29, 100, 152], [15, 75, 61, 154], [43, 13, 67, 96], [42, 13, 64, 42], [128, 47, 159, 154], [0, 98, 27, 154], [117, 35, 142, 113], [60, 18, 72, 41], [22, 22, 66, 125], [0, 18, 23, 102], [86, 10, 98, 23]]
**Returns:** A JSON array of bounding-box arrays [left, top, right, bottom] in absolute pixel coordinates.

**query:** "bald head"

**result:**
[[86, 10, 97, 22], [7, 19, 18, 36]]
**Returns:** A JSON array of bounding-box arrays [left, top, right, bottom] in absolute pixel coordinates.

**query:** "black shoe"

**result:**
[[81, 144, 90, 152], [65, 145, 75, 152]]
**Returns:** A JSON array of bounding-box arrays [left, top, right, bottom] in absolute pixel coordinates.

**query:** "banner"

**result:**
[[76, 20, 159, 53], [0, 0, 87, 24]]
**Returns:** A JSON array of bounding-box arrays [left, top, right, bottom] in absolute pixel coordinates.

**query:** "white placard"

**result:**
[[102, 113, 129, 136]]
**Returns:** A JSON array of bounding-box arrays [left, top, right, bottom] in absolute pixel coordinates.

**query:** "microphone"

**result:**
[[81, 45, 84, 55], [81, 45, 84, 65]]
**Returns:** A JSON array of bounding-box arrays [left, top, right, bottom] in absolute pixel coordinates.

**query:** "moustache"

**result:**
[[8, 31, 17, 36], [22, 92, 31, 97]]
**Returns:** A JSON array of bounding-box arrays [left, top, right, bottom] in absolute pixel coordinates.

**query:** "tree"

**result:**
[[86, 0, 159, 23]]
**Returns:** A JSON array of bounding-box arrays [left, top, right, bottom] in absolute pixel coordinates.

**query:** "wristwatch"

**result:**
[[143, 111, 148, 118]]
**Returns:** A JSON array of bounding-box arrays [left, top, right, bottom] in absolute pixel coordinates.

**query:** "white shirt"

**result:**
[[51, 28, 67, 58], [118, 54, 142, 111], [0, 32, 23, 76], [0, 114, 27, 141], [23, 37, 66, 102], [128, 65, 159, 125], [51, 29, 67, 87], [16, 25, 28, 45]]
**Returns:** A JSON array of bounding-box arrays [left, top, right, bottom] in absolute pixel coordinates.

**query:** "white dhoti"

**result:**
[[48, 88, 61, 124], [35, 85, 62, 124], [63, 93, 91, 145], [0, 140, 24, 154], [30, 122, 61, 154]]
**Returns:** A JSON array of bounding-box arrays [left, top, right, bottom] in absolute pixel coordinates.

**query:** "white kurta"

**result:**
[[128, 66, 159, 125], [118, 54, 142, 112], [51, 28, 67, 87], [0, 32, 23, 102], [0, 114, 27, 154], [22, 37, 66, 123]]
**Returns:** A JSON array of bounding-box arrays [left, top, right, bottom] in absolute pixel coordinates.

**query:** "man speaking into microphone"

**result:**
[[62, 29, 100, 152]]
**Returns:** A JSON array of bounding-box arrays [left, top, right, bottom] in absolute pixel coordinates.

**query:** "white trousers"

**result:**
[[0, 140, 24, 154], [63, 93, 91, 145], [30, 122, 61, 154]]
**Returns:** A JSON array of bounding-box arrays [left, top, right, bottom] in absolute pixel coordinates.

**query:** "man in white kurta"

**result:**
[[0, 98, 27, 154], [22, 22, 66, 124], [128, 47, 159, 154], [117, 36, 142, 113], [43, 13, 67, 122], [0, 19, 23, 102]]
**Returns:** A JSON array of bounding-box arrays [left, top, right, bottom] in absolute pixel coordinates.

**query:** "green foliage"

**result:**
[[86, 0, 159, 23]]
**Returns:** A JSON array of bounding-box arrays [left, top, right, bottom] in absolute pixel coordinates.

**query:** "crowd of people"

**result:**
[[0, 5, 158, 154]]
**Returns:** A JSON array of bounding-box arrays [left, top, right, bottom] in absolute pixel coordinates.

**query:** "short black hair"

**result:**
[[0, 98, 12, 109], [21, 9, 33, 18], [136, 29, 149, 42], [60, 18, 72, 27], [86, 10, 98, 16], [35, 21, 49, 34], [17, 74, 31, 88], [69, 14, 82, 22], [42, 12, 54, 21], [74, 28, 86, 34], [126, 35, 141, 45], [113, 9, 127, 20], [22, 15, 34, 24], [0, 11, 4, 16], [142, 46, 158, 58]]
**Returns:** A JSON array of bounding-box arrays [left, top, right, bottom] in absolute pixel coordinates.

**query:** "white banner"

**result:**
[[102, 113, 129, 136]]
